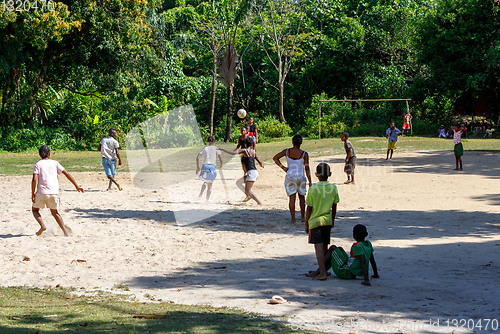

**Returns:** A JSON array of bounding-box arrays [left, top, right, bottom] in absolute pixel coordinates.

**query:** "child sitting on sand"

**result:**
[[196, 136, 223, 200], [305, 163, 339, 280], [31, 145, 84, 236], [308, 224, 379, 286]]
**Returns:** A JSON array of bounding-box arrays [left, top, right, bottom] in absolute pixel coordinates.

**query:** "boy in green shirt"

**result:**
[[304, 163, 339, 280], [316, 224, 379, 285]]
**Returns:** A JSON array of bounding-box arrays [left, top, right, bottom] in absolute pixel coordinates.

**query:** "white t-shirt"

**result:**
[[100, 136, 120, 159], [33, 159, 65, 195], [199, 146, 221, 165]]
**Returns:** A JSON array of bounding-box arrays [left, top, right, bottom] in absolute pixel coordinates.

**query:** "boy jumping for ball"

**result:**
[[32, 145, 84, 236], [304, 163, 339, 280]]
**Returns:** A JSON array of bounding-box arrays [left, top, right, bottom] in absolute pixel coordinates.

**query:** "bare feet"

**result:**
[[452, 168, 459, 170], [242, 196, 251, 202], [106, 188, 112, 191], [118, 185, 123, 191], [291, 218, 297, 224], [36, 227, 47, 236], [313, 274, 328, 281], [306, 270, 319, 277], [344, 180, 351, 184]]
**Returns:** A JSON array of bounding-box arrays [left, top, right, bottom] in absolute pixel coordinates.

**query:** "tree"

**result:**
[[250, 0, 307, 123]]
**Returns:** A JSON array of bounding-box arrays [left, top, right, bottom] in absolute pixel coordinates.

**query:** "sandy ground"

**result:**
[[1, 150, 499, 333]]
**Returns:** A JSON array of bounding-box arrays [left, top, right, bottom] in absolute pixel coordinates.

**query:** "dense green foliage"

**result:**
[[1, 0, 499, 151]]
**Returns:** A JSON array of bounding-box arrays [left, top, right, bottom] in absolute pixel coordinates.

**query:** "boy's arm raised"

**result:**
[[31, 174, 38, 203], [370, 253, 379, 278], [62, 170, 84, 193], [357, 255, 370, 286]]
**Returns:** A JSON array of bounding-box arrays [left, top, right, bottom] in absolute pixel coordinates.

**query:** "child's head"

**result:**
[[240, 127, 247, 135], [249, 116, 254, 124], [109, 128, 117, 138], [292, 134, 302, 147], [207, 135, 215, 145], [390, 122, 395, 128], [315, 162, 331, 181], [245, 124, 250, 131], [341, 132, 349, 142], [39, 145, 51, 159], [353, 224, 368, 242], [245, 136, 254, 148]]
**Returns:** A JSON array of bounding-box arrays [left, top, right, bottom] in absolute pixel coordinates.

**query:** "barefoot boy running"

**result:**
[[305, 163, 339, 280], [32, 145, 84, 236], [196, 136, 223, 200], [98, 128, 122, 191]]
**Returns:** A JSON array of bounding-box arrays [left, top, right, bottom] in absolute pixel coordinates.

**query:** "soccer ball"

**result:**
[[237, 109, 246, 119]]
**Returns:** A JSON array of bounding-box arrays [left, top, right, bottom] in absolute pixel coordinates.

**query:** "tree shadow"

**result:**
[[471, 194, 500, 206], [0, 234, 28, 239], [124, 208, 499, 326]]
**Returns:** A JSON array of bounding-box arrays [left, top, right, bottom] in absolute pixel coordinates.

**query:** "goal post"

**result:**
[[318, 98, 412, 139]]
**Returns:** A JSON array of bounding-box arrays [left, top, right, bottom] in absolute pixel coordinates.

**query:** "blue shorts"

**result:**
[[102, 158, 117, 177], [198, 164, 217, 183]]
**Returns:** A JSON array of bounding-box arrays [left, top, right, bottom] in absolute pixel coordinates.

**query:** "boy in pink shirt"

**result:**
[[31, 145, 84, 236]]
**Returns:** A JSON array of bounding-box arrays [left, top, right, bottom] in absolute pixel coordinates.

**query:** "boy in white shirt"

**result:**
[[98, 128, 122, 191], [32, 145, 84, 236], [196, 136, 223, 200]]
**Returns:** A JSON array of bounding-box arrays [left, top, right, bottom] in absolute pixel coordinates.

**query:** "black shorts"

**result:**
[[308, 225, 331, 244]]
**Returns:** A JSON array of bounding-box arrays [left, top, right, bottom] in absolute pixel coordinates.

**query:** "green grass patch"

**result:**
[[0, 286, 318, 333], [1, 137, 499, 176]]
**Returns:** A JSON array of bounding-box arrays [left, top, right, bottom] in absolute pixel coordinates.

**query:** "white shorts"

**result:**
[[32, 194, 59, 210], [245, 169, 259, 182], [284, 174, 307, 196]]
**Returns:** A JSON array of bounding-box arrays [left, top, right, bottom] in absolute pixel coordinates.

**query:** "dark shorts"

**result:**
[[344, 156, 356, 175], [308, 225, 331, 245], [454, 143, 463, 157]]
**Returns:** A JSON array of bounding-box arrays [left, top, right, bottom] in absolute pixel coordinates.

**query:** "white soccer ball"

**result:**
[[237, 108, 247, 119]]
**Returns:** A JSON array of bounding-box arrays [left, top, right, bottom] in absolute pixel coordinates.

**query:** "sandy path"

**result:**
[[1, 150, 499, 333]]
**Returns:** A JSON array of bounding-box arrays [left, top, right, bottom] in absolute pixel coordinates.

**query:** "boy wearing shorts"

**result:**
[[451, 125, 466, 170], [341, 132, 356, 184], [305, 163, 339, 281], [325, 224, 379, 286], [196, 136, 223, 200], [98, 128, 122, 191], [385, 122, 402, 160], [32, 145, 84, 236], [273, 134, 313, 223]]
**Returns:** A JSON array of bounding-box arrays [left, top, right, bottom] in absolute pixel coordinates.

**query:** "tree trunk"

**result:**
[[278, 62, 285, 123], [209, 54, 217, 136], [225, 84, 234, 142]]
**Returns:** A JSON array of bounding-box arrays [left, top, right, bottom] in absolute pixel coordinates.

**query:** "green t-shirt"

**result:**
[[349, 240, 373, 277], [305, 181, 339, 230]]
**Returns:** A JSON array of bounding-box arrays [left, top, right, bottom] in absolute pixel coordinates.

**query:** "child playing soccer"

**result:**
[[451, 125, 467, 170], [312, 224, 379, 286], [341, 132, 356, 184], [98, 128, 122, 191], [235, 126, 248, 150], [304, 163, 339, 281], [385, 122, 402, 160], [196, 136, 223, 200], [31, 145, 84, 236], [273, 134, 313, 223]]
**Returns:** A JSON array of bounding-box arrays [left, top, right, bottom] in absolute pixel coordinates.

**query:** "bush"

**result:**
[[254, 116, 292, 142], [0, 126, 86, 152]]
